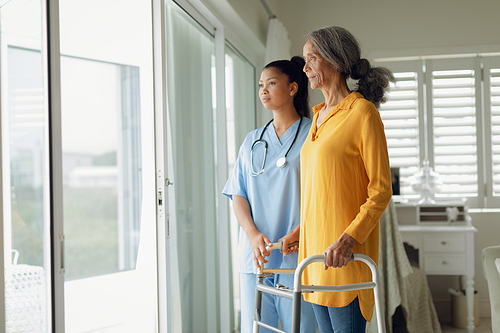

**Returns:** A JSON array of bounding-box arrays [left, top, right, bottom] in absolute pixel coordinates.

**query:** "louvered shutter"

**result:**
[[483, 56, 500, 206], [374, 60, 423, 198], [426, 58, 483, 204]]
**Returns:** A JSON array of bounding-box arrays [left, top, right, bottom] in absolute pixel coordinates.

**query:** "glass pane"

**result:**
[[1, 1, 51, 332], [224, 43, 256, 330], [165, 3, 218, 332], [59, 1, 157, 332], [61, 57, 142, 278]]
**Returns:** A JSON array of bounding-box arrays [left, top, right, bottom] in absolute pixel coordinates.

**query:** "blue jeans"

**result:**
[[311, 297, 366, 333]]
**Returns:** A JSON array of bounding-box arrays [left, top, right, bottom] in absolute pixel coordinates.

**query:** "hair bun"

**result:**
[[351, 58, 370, 80], [290, 56, 305, 69]]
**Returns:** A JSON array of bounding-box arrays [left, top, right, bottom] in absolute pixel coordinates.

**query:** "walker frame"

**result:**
[[253, 243, 385, 333]]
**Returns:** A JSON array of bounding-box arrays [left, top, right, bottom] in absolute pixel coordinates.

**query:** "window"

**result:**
[[224, 41, 256, 325], [3, 32, 51, 333], [60, 55, 142, 279], [426, 58, 482, 200], [6, 47, 143, 279], [374, 55, 500, 208], [58, 0, 158, 331], [483, 56, 500, 207], [377, 60, 423, 198], [2, 0, 259, 331]]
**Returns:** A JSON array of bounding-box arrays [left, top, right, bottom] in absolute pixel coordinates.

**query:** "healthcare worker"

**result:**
[[223, 56, 317, 333]]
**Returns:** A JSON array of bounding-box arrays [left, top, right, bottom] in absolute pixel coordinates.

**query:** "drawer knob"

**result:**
[[441, 241, 447, 245], [442, 261, 448, 265]]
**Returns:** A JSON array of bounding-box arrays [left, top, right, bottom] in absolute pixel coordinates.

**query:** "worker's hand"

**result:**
[[247, 231, 272, 268], [279, 226, 300, 256], [324, 232, 356, 269]]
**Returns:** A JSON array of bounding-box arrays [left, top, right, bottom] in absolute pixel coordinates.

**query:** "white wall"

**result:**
[[225, 0, 500, 323], [274, 0, 500, 58], [232, 0, 500, 108], [202, 0, 266, 62]]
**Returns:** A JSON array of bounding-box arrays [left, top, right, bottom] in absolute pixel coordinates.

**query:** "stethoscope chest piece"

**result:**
[[276, 157, 287, 168]]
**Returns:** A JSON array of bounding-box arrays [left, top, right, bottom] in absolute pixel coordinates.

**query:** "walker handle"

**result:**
[[266, 241, 300, 252], [291, 253, 385, 333]]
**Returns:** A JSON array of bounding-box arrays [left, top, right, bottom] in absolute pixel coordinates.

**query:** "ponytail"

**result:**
[[264, 56, 310, 118]]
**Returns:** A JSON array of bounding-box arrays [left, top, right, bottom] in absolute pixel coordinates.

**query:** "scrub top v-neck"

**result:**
[[223, 117, 312, 273]]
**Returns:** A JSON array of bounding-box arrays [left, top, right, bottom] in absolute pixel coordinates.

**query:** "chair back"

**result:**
[[482, 245, 500, 333]]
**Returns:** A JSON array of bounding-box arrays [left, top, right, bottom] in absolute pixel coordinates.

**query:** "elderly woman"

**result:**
[[298, 26, 394, 332]]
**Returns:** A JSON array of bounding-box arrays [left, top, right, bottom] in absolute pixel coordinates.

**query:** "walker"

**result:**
[[253, 242, 385, 333]]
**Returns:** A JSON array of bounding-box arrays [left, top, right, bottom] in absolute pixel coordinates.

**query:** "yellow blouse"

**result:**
[[299, 92, 392, 321]]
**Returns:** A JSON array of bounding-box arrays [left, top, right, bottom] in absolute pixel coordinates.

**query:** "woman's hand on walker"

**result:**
[[279, 226, 300, 256], [248, 231, 272, 268], [324, 232, 356, 269]]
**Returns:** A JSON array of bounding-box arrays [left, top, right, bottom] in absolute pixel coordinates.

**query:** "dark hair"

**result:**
[[264, 56, 310, 118], [307, 26, 395, 108]]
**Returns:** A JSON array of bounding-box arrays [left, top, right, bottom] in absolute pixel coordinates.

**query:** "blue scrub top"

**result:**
[[223, 117, 312, 274]]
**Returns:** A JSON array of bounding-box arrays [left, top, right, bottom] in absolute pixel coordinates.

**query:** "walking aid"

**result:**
[[253, 242, 385, 333]]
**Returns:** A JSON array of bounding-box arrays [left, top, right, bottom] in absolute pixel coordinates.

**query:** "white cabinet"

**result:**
[[396, 202, 477, 332], [423, 234, 465, 253], [424, 253, 467, 273]]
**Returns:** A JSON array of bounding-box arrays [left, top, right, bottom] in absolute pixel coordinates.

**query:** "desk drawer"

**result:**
[[424, 254, 466, 273], [423, 234, 465, 253]]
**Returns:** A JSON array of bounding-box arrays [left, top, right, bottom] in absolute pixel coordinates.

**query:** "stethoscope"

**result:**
[[250, 117, 303, 177]]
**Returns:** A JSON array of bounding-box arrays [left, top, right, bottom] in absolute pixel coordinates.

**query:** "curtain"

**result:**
[[264, 18, 291, 65], [165, 3, 218, 332]]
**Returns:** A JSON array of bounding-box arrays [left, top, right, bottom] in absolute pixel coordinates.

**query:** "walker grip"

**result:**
[[265, 241, 300, 252], [280, 240, 299, 251], [320, 253, 355, 264]]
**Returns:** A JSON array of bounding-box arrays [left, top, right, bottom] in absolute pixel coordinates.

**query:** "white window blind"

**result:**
[[427, 58, 480, 199], [375, 60, 423, 197], [490, 68, 500, 194], [373, 57, 489, 207], [483, 56, 500, 206]]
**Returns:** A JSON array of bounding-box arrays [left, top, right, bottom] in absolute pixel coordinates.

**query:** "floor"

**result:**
[[441, 317, 492, 333]]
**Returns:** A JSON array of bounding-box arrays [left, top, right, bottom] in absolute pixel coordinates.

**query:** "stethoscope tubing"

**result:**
[[250, 117, 302, 176], [250, 119, 273, 177]]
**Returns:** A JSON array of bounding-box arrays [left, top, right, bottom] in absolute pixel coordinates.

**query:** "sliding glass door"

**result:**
[[58, 1, 158, 332], [2, 1, 160, 331], [1, 1, 52, 332], [2, 0, 258, 332]]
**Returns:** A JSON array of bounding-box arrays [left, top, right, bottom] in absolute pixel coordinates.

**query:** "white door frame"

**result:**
[[43, 0, 65, 331]]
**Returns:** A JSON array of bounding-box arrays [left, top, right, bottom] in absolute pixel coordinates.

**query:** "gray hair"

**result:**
[[307, 26, 394, 108]]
